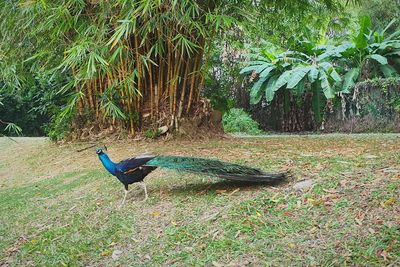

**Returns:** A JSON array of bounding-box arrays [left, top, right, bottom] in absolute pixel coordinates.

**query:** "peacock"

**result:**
[[96, 147, 285, 206]]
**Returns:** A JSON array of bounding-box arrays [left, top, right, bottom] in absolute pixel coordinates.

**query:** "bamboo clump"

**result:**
[[75, 29, 206, 135]]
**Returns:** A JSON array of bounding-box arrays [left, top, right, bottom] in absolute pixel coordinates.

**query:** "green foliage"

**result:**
[[242, 44, 342, 105], [0, 75, 68, 137], [47, 112, 74, 141], [355, 0, 400, 33], [144, 128, 162, 139], [0, 97, 20, 136], [3, 122, 22, 136], [0, 0, 356, 137], [331, 16, 400, 85], [242, 16, 400, 105], [204, 50, 236, 113], [222, 108, 262, 135]]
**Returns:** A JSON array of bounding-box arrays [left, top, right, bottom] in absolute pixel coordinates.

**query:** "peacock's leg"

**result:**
[[119, 185, 129, 208], [141, 181, 148, 201]]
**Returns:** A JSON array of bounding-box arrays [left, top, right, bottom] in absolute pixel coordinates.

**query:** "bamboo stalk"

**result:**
[[178, 57, 189, 118], [172, 50, 183, 117], [167, 36, 173, 114], [94, 77, 99, 119], [186, 53, 200, 113], [134, 35, 141, 114], [121, 53, 135, 134]]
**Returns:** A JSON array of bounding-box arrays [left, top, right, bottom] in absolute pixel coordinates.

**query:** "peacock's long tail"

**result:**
[[145, 156, 285, 183]]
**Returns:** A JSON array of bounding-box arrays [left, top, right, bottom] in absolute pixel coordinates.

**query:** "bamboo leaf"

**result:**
[[4, 122, 22, 136]]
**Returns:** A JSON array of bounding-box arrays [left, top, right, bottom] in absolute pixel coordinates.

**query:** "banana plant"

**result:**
[[330, 16, 400, 93], [241, 45, 342, 104]]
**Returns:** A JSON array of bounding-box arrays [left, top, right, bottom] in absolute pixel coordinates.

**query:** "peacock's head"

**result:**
[[96, 146, 107, 155], [96, 148, 103, 155]]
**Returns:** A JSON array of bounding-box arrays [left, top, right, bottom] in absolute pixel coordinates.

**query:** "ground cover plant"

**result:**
[[0, 135, 399, 266]]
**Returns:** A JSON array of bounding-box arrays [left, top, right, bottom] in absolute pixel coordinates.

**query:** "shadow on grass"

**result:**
[[164, 176, 289, 197]]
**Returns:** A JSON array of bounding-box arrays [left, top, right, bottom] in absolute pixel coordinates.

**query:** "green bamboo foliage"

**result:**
[[0, 0, 234, 135], [0, 0, 352, 137]]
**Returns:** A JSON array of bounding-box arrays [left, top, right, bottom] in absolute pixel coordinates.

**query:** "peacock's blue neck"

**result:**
[[98, 153, 117, 176]]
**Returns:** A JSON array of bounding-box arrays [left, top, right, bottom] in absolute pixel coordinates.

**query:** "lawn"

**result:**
[[0, 135, 399, 266]]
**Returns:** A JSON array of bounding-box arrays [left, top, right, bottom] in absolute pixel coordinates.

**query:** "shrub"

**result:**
[[222, 108, 262, 135], [144, 128, 162, 139]]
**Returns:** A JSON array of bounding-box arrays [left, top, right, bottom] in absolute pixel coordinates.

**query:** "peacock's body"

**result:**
[[96, 148, 285, 206]]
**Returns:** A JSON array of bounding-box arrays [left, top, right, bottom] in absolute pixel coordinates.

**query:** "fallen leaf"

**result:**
[[368, 228, 375, 234], [323, 188, 337, 194], [339, 180, 348, 187], [382, 197, 396, 207], [234, 230, 241, 238], [307, 198, 323, 206], [377, 249, 388, 261], [387, 240, 397, 252], [212, 230, 219, 240], [283, 211, 293, 217], [150, 211, 161, 217], [100, 249, 112, 257], [229, 188, 240, 195], [356, 210, 365, 220], [323, 193, 340, 201]]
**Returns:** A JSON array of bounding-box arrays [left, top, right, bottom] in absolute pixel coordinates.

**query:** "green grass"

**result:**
[[0, 135, 399, 266]]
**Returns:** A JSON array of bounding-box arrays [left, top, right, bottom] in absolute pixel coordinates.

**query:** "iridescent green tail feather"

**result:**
[[146, 156, 285, 182]]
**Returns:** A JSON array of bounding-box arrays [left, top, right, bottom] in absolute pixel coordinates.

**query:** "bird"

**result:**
[[96, 147, 285, 207]]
